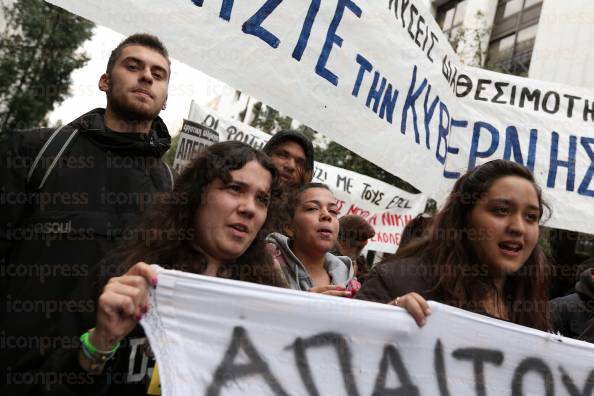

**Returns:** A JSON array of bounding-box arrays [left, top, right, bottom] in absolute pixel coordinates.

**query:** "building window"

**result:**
[[575, 233, 594, 257], [435, 0, 468, 40], [486, 0, 543, 75]]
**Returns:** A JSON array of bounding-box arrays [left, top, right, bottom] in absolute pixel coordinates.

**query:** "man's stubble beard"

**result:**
[[106, 82, 161, 125]]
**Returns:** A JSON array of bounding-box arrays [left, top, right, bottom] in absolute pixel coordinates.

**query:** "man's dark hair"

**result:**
[[338, 215, 375, 243], [106, 33, 171, 75], [263, 130, 315, 173], [262, 129, 314, 185]]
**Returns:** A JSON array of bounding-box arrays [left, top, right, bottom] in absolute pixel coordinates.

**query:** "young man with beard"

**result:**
[[0, 33, 174, 393], [261, 130, 315, 234], [263, 130, 314, 188]]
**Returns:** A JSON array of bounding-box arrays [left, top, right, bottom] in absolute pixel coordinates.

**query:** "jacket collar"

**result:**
[[266, 232, 353, 287], [68, 108, 171, 157]]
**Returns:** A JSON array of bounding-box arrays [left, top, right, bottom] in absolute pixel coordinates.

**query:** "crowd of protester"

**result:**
[[1, 33, 592, 395]]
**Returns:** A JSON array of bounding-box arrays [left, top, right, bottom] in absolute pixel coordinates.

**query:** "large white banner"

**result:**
[[142, 267, 594, 395], [46, 0, 594, 234], [185, 102, 427, 253]]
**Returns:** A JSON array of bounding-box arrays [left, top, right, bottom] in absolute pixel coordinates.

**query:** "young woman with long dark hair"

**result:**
[[357, 160, 552, 331], [266, 183, 358, 297]]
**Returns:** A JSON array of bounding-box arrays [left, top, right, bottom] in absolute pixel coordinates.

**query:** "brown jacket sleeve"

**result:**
[[356, 256, 435, 304]]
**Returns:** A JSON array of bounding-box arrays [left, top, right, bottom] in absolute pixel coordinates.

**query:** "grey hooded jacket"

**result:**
[[266, 232, 354, 291]]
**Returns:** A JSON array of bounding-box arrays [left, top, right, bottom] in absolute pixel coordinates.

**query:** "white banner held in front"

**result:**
[[186, 102, 427, 253], [46, 0, 594, 235], [142, 267, 594, 396]]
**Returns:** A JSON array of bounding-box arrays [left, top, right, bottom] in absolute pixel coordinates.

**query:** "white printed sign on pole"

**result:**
[[46, 0, 594, 235], [142, 267, 594, 396], [172, 119, 219, 173], [186, 102, 427, 253]]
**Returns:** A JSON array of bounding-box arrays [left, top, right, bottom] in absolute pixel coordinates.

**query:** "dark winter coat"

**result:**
[[550, 268, 594, 343], [356, 255, 442, 304], [0, 108, 173, 394]]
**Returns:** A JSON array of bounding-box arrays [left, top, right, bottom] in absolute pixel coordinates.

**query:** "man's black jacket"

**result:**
[[0, 108, 173, 393], [551, 267, 594, 343]]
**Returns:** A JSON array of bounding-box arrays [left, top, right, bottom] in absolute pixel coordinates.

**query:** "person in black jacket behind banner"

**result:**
[[551, 260, 594, 343], [0, 33, 174, 393]]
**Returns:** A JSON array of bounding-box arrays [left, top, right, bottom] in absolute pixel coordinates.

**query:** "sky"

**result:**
[[48, 25, 234, 136]]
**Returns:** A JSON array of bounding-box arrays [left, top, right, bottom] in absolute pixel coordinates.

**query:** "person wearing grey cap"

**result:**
[[262, 129, 314, 188]]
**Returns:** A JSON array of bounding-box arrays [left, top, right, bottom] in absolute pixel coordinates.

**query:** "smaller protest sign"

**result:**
[[172, 119, 219, 173]]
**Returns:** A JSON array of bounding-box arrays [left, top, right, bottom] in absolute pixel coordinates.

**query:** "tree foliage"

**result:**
[[0, 0, 94, 133], [249, 101, 293, 134], [447, 10, 491, 67], [314, 141, 418, 193], [163, 133, 180, 166]]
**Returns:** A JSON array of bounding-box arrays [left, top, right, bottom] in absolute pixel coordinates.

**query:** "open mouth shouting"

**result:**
[[317, 226, 334, 239], [229, 223, 249, 238], [279, 172, 293, 183], [498, 240, 523, 256]]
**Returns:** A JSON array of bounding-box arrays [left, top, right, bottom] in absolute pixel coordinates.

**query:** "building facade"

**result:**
[[430, 0, 594, 87]]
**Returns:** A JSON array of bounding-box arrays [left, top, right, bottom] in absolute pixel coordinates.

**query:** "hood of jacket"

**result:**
[[266, 232, 353, 291], [576, 268, 594, 301], [69, 108, 171, 157]]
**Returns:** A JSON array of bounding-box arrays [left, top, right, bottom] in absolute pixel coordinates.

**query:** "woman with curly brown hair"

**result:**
[[33, 141, 285, 395], [357, 160, 552, 332], [101, 140, 282, 285]]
